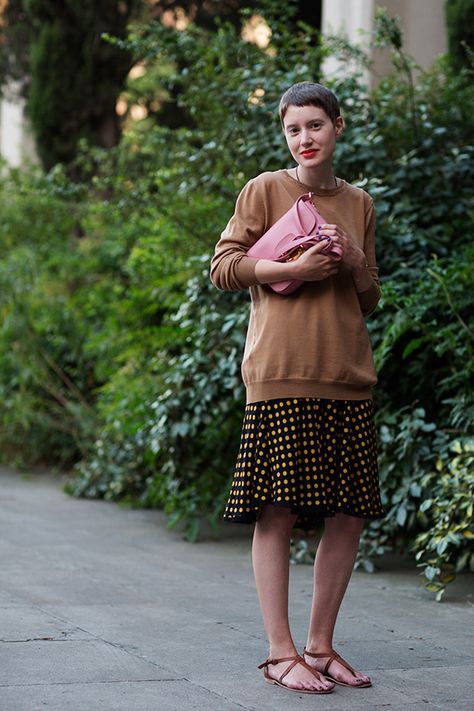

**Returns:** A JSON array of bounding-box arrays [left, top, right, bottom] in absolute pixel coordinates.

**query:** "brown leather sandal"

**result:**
[[303, 647, 372, 688], [257, 654, 334, 694]]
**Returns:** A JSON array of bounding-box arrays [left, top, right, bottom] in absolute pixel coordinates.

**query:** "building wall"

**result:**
[[0, 84, 37, 169], [372, 0, 448, 79], [321, 0, 448, 84], [323, 0, 374, 43]]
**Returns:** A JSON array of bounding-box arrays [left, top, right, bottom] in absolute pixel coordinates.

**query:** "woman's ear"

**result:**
[[335, 116, 345, 137]]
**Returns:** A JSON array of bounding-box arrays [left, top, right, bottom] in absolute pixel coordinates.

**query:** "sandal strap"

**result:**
[[278, 657, 301, 683], [257, 654, 299, 670], [303, 647, 358, 678], [258, 654, 327, 684]]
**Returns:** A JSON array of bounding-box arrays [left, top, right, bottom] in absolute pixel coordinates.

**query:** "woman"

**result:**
[[210, 81, 384, 695]]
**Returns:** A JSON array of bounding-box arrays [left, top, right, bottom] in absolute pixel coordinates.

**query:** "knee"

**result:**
[[327, 513, 364, 538], [256, 504, 297, 534]]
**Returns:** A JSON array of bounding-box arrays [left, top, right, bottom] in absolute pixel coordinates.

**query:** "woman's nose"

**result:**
[[300, 130, 312, 146]]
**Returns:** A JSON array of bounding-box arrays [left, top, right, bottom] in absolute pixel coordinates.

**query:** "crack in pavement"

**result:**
[[1, 636, 88, 642], [215, 620, 263, 641], [5, 604, 178, 674], [0, 677, 257, 710], [181, 676, 255, 711], [0, 678, 185, 688]]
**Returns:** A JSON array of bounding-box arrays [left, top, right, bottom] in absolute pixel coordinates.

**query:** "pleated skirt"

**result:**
[[223, 397, 385, 531]]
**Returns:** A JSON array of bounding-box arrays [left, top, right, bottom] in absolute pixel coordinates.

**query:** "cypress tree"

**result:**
[[25, 0, 137, 169]]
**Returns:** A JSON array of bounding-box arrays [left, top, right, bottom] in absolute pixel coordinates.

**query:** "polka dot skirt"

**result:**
[[223, 397, 385, 531]]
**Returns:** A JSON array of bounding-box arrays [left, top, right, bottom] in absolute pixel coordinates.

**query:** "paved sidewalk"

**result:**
[[0, 467, 472, 711]]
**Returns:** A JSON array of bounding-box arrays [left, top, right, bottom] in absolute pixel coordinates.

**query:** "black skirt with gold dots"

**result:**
[[223, 397, 385, 531]]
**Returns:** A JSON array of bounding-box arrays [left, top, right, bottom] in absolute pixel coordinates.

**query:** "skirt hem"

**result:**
[[223, 500, 385, 532]]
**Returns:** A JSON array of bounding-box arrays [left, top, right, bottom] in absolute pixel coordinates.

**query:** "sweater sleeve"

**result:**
[[210, 178, 266, 291], [357, 198, 381, 316]]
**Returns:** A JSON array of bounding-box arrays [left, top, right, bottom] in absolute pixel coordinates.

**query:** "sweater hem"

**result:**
[[244, 378, 374, 404]]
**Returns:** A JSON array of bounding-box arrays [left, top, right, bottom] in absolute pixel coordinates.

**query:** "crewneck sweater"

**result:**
[[210, 170, 381, 404]]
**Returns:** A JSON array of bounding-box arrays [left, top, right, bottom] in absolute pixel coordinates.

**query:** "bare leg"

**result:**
[[304, 513, 371, 686], [252, 505, 334, 692]]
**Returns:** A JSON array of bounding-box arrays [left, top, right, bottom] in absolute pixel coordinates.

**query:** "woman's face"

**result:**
[[282, 104, 344, 169]]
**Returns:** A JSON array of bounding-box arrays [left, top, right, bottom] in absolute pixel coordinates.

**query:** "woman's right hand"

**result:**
[[293, 240, 341, 282]]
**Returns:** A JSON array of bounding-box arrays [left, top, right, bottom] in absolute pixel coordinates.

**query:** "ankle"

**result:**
[[305, 638, 333, 653], [268, 642, 298, 659]]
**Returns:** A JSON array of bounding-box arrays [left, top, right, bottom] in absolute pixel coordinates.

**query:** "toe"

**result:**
[[312, 676, 330, 692], [352, 675, 370, 686]]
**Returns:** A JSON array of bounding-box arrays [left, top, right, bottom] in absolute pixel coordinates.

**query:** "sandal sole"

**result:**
[[264, 677, 334, 694], [326, 675, 372, 688]]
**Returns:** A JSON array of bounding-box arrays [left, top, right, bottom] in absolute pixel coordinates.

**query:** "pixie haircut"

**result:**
[[279, 82, 341, 128]]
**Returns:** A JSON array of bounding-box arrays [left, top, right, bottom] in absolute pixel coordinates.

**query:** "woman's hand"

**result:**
[[293, 240, 341, 282], [318, 224, 366, 270]]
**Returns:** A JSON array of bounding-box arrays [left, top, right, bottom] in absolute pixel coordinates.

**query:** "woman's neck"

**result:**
[[295, 165, 337, 190]]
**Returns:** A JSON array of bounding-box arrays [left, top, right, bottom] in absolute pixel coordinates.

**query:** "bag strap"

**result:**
[[294, 192, 319, 235]]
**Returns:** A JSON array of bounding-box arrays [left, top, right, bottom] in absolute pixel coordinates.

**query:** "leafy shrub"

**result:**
[[67, 257, 249, 541], [0, 168, 96, 465], [413, 437, 474, 600], [357, 242, 474, 589]]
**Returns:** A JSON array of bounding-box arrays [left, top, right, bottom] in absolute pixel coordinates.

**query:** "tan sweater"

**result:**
[[210, 169, 381, 404]]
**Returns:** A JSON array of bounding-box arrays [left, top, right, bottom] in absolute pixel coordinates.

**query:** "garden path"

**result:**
[[0, 467, 472, 711]]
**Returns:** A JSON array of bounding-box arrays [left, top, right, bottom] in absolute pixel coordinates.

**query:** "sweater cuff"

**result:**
[[357, 281, 381, 315], [234, 256, 261, 288]]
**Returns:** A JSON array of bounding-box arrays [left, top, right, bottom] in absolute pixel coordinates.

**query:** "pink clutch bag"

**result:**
[[247, 192, 343, 295]]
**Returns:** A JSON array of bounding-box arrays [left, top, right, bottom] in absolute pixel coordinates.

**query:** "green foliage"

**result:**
[[412, 437, 474, 601], [0, 167, 96, 465], [445, 0, 474, 70], [0, 3, 472, 594], [66, 257, 249, 541]]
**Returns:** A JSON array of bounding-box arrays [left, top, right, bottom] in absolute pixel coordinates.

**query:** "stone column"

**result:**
[[320, 0, 448, 85], [0, 83, 37, 168]]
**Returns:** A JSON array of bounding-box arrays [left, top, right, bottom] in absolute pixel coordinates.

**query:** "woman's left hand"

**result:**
[[318, 224, 366, 270]]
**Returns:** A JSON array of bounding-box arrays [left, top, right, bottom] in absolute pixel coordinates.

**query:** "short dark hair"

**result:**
[[279, 82, 341, 127]]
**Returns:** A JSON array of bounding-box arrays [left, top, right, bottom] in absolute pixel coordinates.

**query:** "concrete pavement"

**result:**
[[0, 466, 472, 711]]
